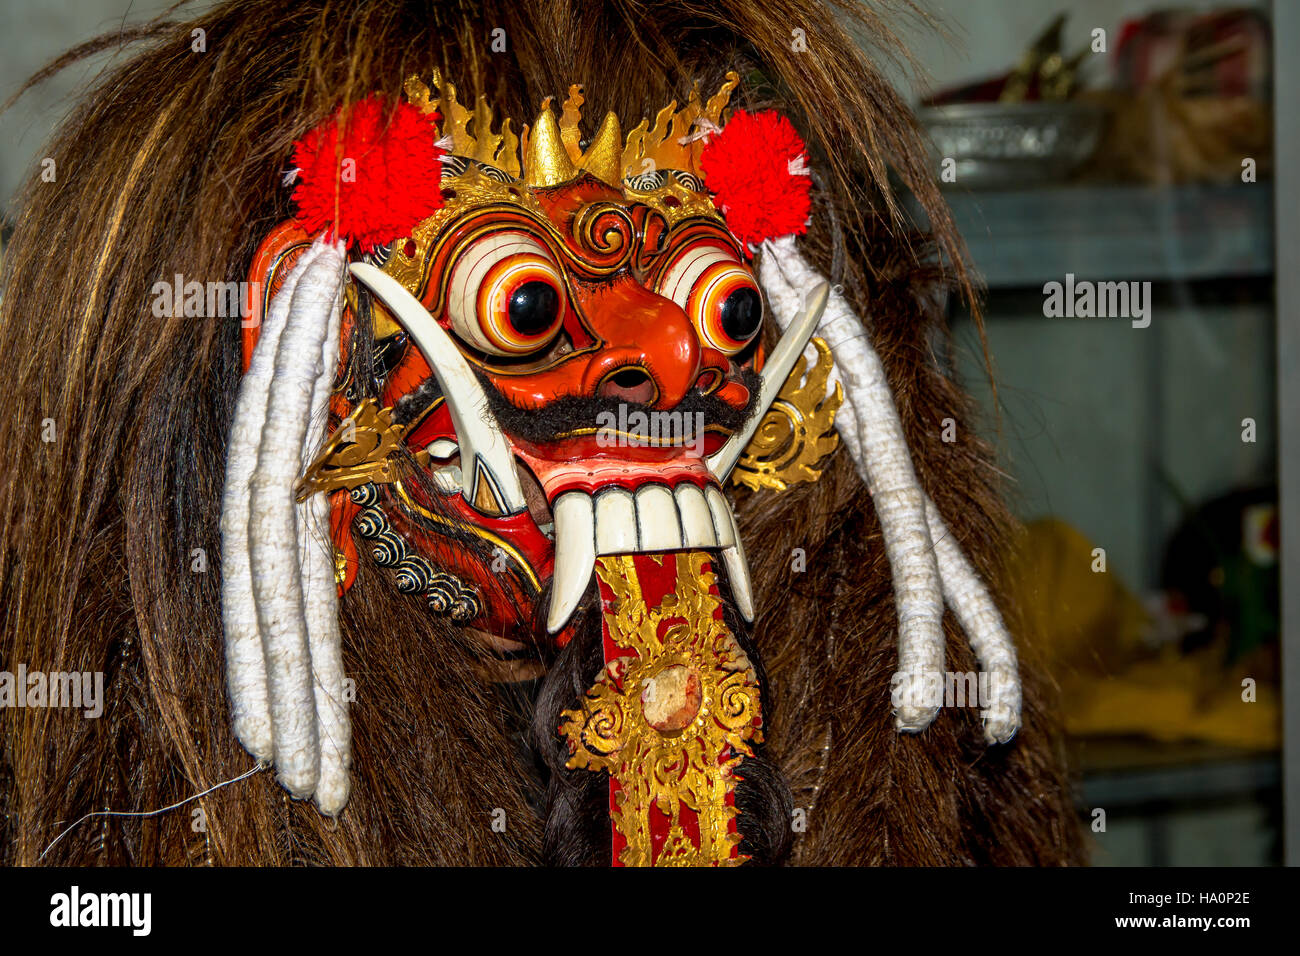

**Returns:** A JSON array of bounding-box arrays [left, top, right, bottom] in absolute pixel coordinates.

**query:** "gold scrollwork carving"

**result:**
[[294, 399, 429, 502], [733, 336, 842, 492], [560, 552, 762, 866]]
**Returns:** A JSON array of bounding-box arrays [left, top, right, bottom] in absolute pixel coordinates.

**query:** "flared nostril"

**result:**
[[599, 366, 658, 404], [693, 369, 723, 395]]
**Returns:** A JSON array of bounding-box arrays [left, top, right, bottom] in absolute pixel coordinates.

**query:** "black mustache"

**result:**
[[474, 367, 762, 446]]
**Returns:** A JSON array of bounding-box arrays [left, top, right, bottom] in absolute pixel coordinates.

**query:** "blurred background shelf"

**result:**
[[1072, 738, 1282, 866], [1075, 738, 1280, 806], [909, 183, 1274, 288], [928, 180, 1282, 867]]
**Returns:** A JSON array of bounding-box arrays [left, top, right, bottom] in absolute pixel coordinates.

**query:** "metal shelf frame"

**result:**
[[1274, 0, 1299, 868], [930, 182, 1274, 290]]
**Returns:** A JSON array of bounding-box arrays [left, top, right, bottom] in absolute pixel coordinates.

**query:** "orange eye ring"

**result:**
[[477, 255, 565, 354], [688, 262, 763, 354], [656, 243, 764, 355], [447, 231, 567, 356]]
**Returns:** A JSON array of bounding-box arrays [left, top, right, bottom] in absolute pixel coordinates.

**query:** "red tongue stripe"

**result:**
[[560, 551, 763, 866]]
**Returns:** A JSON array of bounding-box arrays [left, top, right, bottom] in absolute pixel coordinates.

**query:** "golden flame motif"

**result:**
[[621, 72, 739, 183], [560, 552, 763, 867], [294, 399, 429, 502], [405, 70, 522, 177], [403, 70, 741, 187], [733, 337, 843, 492]]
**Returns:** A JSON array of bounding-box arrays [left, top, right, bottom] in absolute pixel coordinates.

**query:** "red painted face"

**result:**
[[413, 176, 756, 411], [337, 170, 765, 644], [244, 73, 787, 650]]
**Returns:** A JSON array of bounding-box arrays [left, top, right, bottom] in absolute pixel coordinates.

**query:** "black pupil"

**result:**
[[719, 286, 762, 343], [507, 280, 559, 336]]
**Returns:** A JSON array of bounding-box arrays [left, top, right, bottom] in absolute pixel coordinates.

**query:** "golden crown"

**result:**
[[403, 70, 740, 188]]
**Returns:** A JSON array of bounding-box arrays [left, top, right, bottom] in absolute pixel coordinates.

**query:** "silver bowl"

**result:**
[[919, 101, 1109, 189]]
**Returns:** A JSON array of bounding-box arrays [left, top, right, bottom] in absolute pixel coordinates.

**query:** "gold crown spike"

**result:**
[[580, 112, 624, 185], [621, 71, 740, 180], [524, 102, 578, 187], [555, 85, 623, 184], [403, 70, 740, 188]]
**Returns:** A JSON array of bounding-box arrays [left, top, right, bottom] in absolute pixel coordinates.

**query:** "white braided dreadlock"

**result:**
[[758, 235, 1021, 744], [220, 238, 352, 813]]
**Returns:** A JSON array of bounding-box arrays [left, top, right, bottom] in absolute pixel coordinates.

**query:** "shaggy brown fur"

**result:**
[[0, 0, 1084, 865]]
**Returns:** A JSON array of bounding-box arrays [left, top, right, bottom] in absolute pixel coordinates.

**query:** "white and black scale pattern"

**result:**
[[349, 482, 482, 622]]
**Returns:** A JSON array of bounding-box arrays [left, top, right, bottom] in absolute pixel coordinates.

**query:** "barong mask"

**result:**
[[222, 70, 1021, 863], [243, 74, 817, 639]]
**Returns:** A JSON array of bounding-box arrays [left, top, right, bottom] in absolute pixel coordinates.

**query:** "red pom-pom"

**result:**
[[291, 95, 445, 251], [699, 109, 812, 251]]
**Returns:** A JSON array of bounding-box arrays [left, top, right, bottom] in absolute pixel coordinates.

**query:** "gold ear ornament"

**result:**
[[732, 336, 842, 492]]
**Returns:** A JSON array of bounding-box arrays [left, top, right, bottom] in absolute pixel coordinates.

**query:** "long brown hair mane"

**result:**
[[0, 0, 1082, 865]]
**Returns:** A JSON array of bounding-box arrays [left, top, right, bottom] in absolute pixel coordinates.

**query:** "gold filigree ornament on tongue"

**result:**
[[559, 552, 764, 866], [732, 336, 843, 492]]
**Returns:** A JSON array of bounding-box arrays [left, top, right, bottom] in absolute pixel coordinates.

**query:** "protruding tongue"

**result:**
[[559, 551, 763, 866]]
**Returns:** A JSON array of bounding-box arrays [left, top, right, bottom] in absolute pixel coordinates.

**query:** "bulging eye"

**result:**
[[656, 244, 764, 354], [447, 231, 566, 356]]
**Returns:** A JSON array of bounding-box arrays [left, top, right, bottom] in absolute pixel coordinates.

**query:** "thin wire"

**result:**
[[39, 763, 264, 861]]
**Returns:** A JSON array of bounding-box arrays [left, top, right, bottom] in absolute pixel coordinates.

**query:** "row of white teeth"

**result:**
[[548, 482, 753, 633], [419, 446, 749, 632]]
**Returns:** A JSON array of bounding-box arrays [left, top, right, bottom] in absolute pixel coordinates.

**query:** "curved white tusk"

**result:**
[[348, 263, 527, 517], [221, 244, 311, 761], [547, 491, 597, 634], [248, 240, 345, 798], [706, 279, 830, 481]]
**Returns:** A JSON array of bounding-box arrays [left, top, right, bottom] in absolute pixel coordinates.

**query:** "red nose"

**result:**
[[579, 281, 701, 408], [483, 276, 735, 412]]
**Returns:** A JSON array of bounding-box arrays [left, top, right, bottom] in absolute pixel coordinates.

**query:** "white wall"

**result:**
[[0, 0, 205, 210]]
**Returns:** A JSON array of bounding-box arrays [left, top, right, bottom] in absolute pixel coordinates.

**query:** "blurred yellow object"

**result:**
[[1062, 647, 1279, 748], [1012, 518, 1149, 676], [1012, 518, 1279, 750]]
